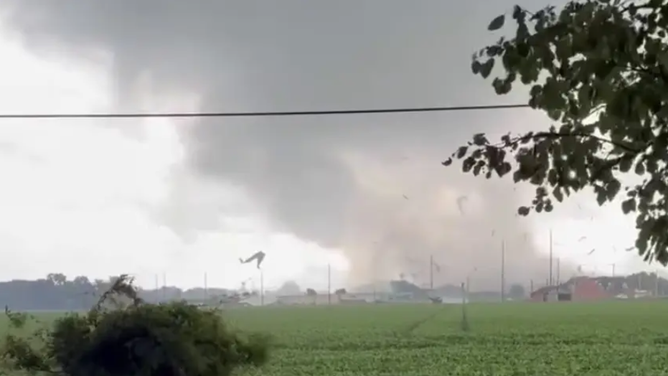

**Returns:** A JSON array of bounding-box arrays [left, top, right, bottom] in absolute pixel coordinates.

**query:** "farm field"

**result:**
[[222, 301, 668, 376], [4, 301, 668, 375]]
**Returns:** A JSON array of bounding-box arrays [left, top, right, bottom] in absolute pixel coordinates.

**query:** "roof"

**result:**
[[531, 285, 558, 296], [531, 282, 577, 297]]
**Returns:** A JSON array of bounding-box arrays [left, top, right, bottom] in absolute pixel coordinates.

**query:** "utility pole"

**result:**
[[501, 240, 506, 302], [429, 255, 434, 290], [549, 229, 553, 286], [204, 273, 208, 300], [154, 274, 159, 303], [260, 270, 264, 306], [327, 263, 331, 305], [556, 258, 560, 286]]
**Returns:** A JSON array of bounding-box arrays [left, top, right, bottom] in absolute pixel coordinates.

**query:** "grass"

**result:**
[[5, 300, 668, 375]]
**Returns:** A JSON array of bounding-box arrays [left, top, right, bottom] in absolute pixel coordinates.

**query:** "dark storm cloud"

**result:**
[[2, 0, 574, 287]]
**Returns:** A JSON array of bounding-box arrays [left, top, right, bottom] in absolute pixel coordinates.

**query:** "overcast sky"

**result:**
[[0, 1, 656, 291]]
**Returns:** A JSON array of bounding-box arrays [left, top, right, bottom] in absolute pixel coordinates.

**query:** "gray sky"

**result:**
[[0, 0, 649, 289]]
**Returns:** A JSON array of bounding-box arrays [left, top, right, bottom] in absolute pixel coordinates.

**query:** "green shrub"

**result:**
[[0, 275, 271, 376]]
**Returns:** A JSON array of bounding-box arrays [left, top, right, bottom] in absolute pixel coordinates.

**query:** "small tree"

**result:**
[[334, 288, 347, 295], [305, 288, 317, 296], [444, 0, 668, 264], [509, 284, 526, 299], [0, 275, 270, 376], [276, 280, 301, 296]]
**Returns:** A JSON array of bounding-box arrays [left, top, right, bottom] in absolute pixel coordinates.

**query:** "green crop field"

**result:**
[[3, 301, 668, 375], [223, 301, 668, 376]]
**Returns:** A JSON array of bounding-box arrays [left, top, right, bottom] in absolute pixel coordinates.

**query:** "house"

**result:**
[[529, 277, 612, 302], [529, 285, 572, 302]]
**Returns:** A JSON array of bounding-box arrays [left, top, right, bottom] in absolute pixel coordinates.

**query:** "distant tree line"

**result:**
[[0, 273, 235, 311]]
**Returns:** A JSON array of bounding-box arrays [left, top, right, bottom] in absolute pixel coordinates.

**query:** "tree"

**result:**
[[305, 288, 317, 296], [276, 280, 301, 296], [47, 273, 68, 286], [72, 276, 91, 286], [443, 0, 668, 264], [0, 275, 270, 376], [334, 288, 347, 295], [509, 284, 526, 299]]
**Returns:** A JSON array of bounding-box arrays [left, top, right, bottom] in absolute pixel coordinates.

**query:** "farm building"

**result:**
[[529, 277, 612, 302], [274, 291, 427, 306], [276, 293, 341, 305]]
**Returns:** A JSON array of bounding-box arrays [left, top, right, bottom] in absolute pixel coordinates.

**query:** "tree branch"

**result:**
[[498, 130, 642, 154]]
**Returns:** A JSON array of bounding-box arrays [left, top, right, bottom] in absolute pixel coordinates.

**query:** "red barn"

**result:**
[[571, 277, 611, 301], [529, 277, 611, 302]]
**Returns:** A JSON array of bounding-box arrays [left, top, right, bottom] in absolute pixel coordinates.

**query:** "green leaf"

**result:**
[[488, 15, 505, 31], [480, 59, 495, 79], [552, 187, 564, 202], [619, 157, 632, 173], [456, 146, 468, 159], [594, 185, 607, 206], [606, 179, 621, 201], [472, 133, 489, 146], [462, 157, 475, 173], [473, 162, 483, 176], [621, 198, 636, 214], [471, 61, 481, 74], [497, 162, 512, 177]]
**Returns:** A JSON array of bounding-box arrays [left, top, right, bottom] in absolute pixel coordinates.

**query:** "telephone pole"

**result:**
[[327, 264, 331, 305], [260, 270, 265, 306], [154, 274, 159, 303], [204, 273, 208, 299], [501, 240, 506, 302], [549, 229, 553, 286], [429, 255, 434, 290]]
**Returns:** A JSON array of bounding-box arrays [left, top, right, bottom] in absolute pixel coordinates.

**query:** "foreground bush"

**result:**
[[0, 275, 270, 376]]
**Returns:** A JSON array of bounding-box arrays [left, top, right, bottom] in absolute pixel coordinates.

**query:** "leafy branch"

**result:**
[[447, 0, 668, 264]]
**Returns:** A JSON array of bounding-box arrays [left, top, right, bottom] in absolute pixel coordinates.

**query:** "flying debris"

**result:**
[[403, 194, 409, 200], [491, 230, 495, 237], [578, 236, 587, 242], [625, 246, 634, 252], [456, 196, 468, 215], [239, 251, 266, 269], [587, 248, 596, 255]]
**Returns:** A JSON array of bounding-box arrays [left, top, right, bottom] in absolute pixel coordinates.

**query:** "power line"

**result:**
[[0, 103, 530, 119]]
